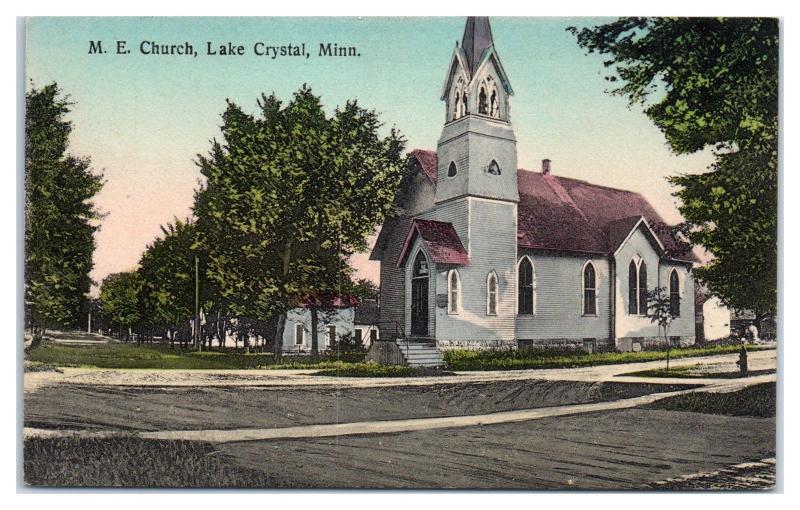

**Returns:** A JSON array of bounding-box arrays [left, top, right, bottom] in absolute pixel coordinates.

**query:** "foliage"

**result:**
[[646, 286, 678, 369], [623, 364, 774, 379], [443, 344, 770, 371], [329, 331, 366, 354], [137, 219, 199, 335], [351, 278, 380, 301], [313, 362, 453, 378], [25, 83, 104, 334], [569, 18, 778, 319], [99, 272, 142, 338], [193, 85, 405, 357]]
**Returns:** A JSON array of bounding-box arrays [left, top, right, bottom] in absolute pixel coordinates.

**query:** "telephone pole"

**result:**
[[195, 254, 201, 351]]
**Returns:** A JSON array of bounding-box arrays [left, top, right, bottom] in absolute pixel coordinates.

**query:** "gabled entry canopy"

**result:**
[[397, 219, 470, 268]]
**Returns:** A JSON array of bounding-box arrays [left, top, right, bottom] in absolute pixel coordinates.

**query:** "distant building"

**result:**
[[282, 296, 358, 353], [695, 287, 731, 342]]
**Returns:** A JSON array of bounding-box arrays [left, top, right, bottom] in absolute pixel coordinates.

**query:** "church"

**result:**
[[369, 17, 698, 354]]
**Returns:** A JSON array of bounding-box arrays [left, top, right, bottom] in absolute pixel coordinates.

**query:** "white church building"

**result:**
[[370, 17, 698, 353]]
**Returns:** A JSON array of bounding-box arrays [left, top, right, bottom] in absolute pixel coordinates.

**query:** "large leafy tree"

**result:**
[[194, 85, 405, 358], [99, 271, 141, 341], [569, 18, 778, 324], [25, 83, 104, 340], [137, 219, 200, 346]]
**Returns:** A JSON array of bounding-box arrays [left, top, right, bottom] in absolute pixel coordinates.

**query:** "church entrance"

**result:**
[[411, 251, 429, 336]]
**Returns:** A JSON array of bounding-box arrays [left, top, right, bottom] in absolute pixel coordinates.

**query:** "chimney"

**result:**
[[542, 158, 551, 175]]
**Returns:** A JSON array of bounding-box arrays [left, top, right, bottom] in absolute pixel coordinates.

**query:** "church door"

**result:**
[[411, 251, 429, 336]]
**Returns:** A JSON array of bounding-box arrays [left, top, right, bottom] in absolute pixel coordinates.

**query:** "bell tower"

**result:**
[[430, 17, 520, 348], [436, 16, 518, 205]]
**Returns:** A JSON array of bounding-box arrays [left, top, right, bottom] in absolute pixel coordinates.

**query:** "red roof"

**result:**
[[406, 151, 698, 263], [397, 219, 470, 267], [411, 149, 438, 184]]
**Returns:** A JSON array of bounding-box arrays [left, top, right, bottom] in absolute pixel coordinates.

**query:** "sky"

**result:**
[[25, 16, 714, 291]]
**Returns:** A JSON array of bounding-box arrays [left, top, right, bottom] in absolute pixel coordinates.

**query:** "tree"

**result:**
[[569, 18, 778, 323], [137, 219, 200, 348], [646, 287, 679, 371], [194, 86, 405, 360], [25, 83, 104, 342], [99, 272, 141, 341]]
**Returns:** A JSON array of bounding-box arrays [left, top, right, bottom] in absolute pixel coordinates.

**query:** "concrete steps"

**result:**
[[394, 339, 446, 368]]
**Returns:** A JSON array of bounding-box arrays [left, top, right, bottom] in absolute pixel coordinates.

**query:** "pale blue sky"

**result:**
[[26, 17, 713, 286]]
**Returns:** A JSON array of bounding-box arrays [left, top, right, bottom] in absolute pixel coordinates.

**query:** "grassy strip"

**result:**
[[24, 436, 281, 488], [623, 365, 775, 379], [26, 341, 364, 370], [313, 362, 454, 378], [645, 382, 775, 418], [443, 344, 770, 371]]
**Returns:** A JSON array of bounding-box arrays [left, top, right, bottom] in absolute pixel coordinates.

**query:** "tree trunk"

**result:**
[[310, 305, 319, 360], [274, 312, 286, 361]]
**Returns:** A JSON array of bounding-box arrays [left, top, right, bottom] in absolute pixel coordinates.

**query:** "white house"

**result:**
[[370, 17, 698, 353], [282, 305, 356, 353]]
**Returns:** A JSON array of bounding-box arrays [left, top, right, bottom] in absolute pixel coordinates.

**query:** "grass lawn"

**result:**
[[443, 344, 771, 371], [26, 341, 365, 370], [646, 382, 776, 418], [27, 339, 771, 373], [622, 364, 776, 379], [24, 436, 279, 488]]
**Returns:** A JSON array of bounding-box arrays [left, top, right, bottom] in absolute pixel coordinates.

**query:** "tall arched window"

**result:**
[[461, 92, 468, 115], [638, 261, 648, 315], [518, 257, 535, 315], [447, 161, 458, 178], [453, 92, 460, 120], [486, 272, 498, 315], [490, 90, 498, 117], [669, 269, 680, 317], [447, 269, 461, 314], [582, 262, 597, 316], [628, 257, 648, 315]]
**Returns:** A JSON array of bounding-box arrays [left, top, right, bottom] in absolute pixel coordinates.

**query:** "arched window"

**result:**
[[447, 161, 458, 178], [628, 257, 648, 315], [487, 159, 501, 175], [413, 250, 429, 277], [486, 272, 498, 315], [478, 86, 488, 114], [447, 269, 461, 314], [669, 269, 680, 317], [518, 257, 535, 315], [638, 261, 648, 315], [582, 262, 597, 316], [462, 92, 469, 115], [490, 90, 498, 117], [453, 92, 460, 120]]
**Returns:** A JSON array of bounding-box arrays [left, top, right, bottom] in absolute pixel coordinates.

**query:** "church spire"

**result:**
[[460, 17, 494, 76]]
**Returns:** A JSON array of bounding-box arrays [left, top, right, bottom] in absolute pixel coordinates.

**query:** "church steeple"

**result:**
[[460, 17, 494, 76], [435, 16, 519, 205]]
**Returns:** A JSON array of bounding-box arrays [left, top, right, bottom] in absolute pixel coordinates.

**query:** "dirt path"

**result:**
[[24, 374, 773, 443]]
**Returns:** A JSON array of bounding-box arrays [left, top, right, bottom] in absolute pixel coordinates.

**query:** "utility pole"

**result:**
[[195, 254, 201, 351], [87, 311, 92, 334]]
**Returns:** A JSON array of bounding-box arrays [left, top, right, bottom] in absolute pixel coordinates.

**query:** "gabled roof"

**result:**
[[405, 150, 699, 263], [411, 149, 438, 184], [397, 219, 469, 267]]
